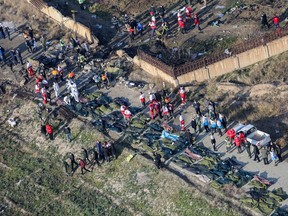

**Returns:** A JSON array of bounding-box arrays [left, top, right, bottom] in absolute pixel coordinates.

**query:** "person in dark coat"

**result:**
[[261, 13, 269, 29], [95, 141, 104, 162], [0, 25, 5, 39], [275, 144, 282, 162], [184, 129, 193, 145], [15, 48, 23, 65], [92, 148, 101, 166], [82, 147, 91, 164], [4, 27, 11, 40], [253, 145, 260, 162], [193, 100, 201, 116], [191, 118, 197, 133], [153, 152, 162, 169], [244, 141, 252, 158], [69, 153, 78, 171]]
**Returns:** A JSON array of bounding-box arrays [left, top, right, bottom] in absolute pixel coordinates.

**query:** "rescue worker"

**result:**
[[149, 102, 155, 120], [273, 15, 280, 28], [149, 20, 156, 37], [120, 105, 126, 115], [68, 71, 75, 80], [162, 105, 169, 120], [234, 135, 242, 153], [53, 82, 60, 98], [26, 61, 35, 77], [41, 87, 48, 104], [51, 68, 59, 82], [101, 73, 109, 89], [178, 20, 185, 34], [194, 14, 202, 32], [139, 92, 145, 107], [179, 114, 186, 131], [185, 6, 192, 20], [124, 109, 132, 123], [179, 87, 186, 105], [45, 123, 54, 140]]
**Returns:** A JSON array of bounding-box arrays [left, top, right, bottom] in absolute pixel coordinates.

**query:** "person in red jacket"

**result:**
[[234, 135, 242, 153], [139, 92, 145, 107], [178, 20, 185, 34], [273, 15, 280, 28], [194, 14, 202, 31], [78, 158, 91, 175], [179, 86, 186, 105], [45, 123, 54, 140]]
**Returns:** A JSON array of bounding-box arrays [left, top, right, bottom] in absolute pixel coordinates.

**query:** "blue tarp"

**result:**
[[161, 131, 179, 141]]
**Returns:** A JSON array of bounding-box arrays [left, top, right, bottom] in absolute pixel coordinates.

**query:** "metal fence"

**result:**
[[138, 27, 288, 78]]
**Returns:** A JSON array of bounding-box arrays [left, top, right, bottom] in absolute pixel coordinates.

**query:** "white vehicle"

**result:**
[[238, 124, 271, 147]]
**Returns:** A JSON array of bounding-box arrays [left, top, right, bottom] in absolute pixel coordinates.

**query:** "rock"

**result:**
[[116, 49, 125, 58], [19, 80, 26, 87], [148, 83, 155, 89], [133, 56, 140, 66], [106, 66, 120, 73]]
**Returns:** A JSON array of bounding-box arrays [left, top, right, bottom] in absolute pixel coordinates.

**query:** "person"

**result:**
[[78, 158, 91, 175], [123, 14, 130, 29], [137, 22, 144, 36], [216, 119, 223, 136], [159, 5, 165, 17], [102, 142, 110, 162], [128, 26, 135, 41], [261, 13, 269, 29], [4, 27, 11, 41], [194, 14, 202, 32], [0, 25, 5, 39], [219, 113, 227, 131], [124, 109, 132, 123], [185, 6, 192, 20], [92, 148, 101, 166], [244, 141, 251, 158], [209, 118, 217, 133], [53, 82, 60, 98], [253, 145, 260, 162], [193, 100, 201, 116], [64, 126, 72, 143], [149, 20, 156, 38], [275, 143, 282, 162], [40, 35, 47, 51], [168, 102, 174, 118], [149, 92, 156, 102], [273, 15, 280, 28], [57, 65, 64, 82], [179, 114, 185, 131], [178, 20, 185, 34], [51, 68, 59, 82], [28, 27, 34, 39], [101, 73, 109, 89], [270, 148, 278, 166], [202, 115, 209, 132], [191, 118, 197, 134], [184, 129, 193, 145], [111, 16, 120, 32], [10, 49, 18, 65], [179, 87, 186, 105], [69, 153, 78, 171], [95, 141, 104, 162], [32, 38, 37, 52], [25, 39, 33, 53], [45, 124, 54, 140], [139, 92, 145, 107], [153, 152, 162, 169], [268, 141, 276, 151], [261, 146, 269, 165], [15, 48, 23, 65], [210, 133, 216, 151], [82, 147, 91, 164], [150, 4, 155, 16], [234, 135, 242, 153]]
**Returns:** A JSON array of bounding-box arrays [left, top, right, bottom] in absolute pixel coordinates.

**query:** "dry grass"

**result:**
[[0, 0, 67, 39]]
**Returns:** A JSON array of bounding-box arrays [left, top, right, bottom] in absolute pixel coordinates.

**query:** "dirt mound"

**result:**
[[216, 82, 243, 94], [248, 84, 276, 97]]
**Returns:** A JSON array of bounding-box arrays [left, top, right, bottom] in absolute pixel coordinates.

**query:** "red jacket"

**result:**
[[234, 136, 241, 147], [273, 16, 279, 24], [46, 124, 53, 134], [79, 159, 85, 168], [194, 17, 200, 25], [178, 20, 185, 28]]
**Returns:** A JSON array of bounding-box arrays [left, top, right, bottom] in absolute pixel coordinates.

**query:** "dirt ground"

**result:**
[[0, 0, 288, 215]]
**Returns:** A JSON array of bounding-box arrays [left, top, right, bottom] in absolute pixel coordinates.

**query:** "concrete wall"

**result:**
[[138, 35, 288, 86], [28, 1, 99, 45]]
